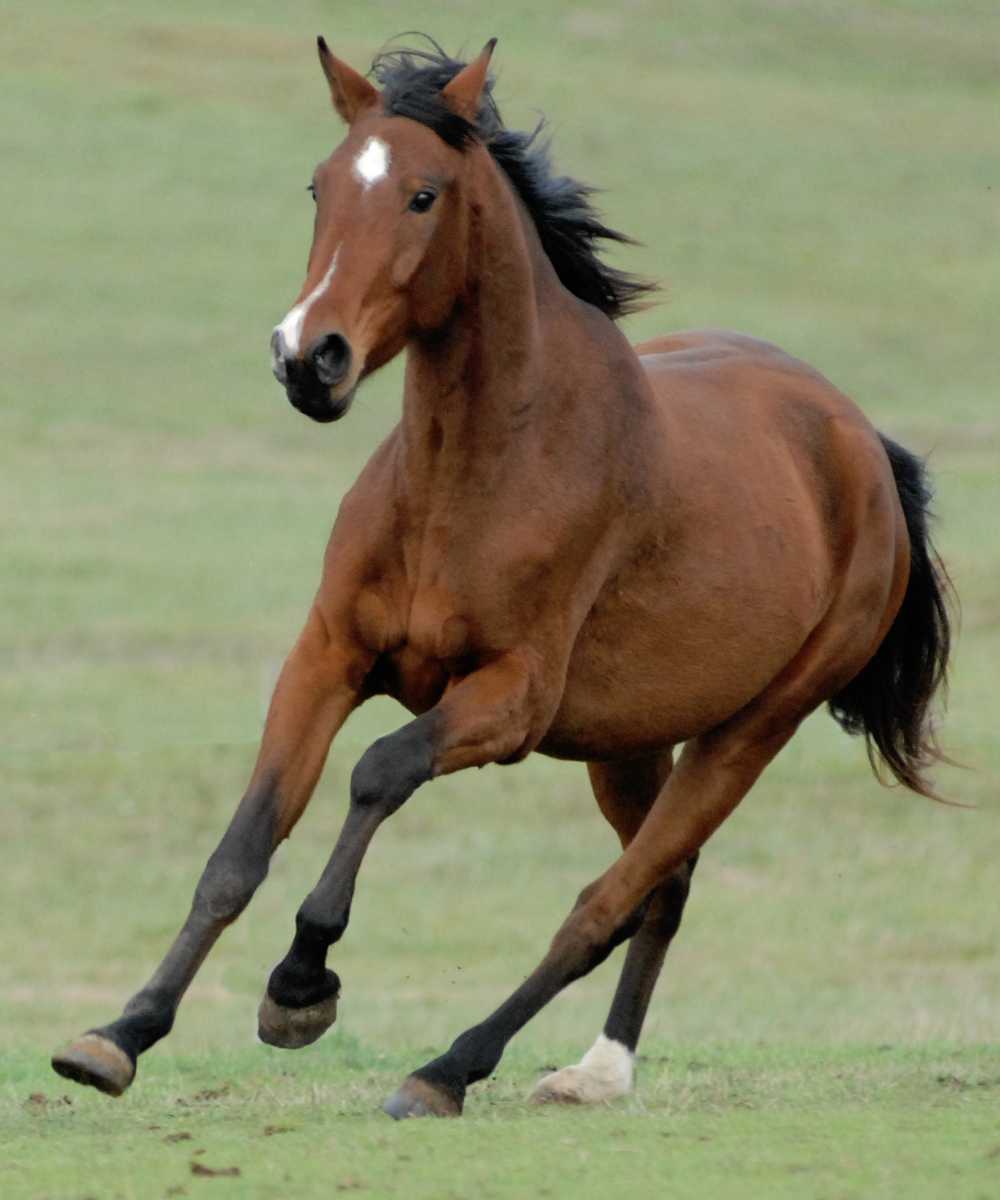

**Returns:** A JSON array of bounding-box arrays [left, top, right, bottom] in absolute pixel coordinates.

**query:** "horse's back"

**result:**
[[634, 328, 891, 513], [635, 328, 856, 415]]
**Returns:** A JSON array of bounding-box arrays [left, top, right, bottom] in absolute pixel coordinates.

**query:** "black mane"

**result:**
[[370, 37, 657, 320]]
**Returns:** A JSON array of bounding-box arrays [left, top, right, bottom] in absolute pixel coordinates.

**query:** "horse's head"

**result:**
[[271, 38, 495, 423]]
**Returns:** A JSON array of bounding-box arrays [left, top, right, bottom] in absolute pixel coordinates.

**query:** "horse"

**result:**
[[52, 36, 952, 1118]]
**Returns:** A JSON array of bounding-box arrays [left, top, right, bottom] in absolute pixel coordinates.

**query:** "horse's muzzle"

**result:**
[[270, 329, 354, 423]]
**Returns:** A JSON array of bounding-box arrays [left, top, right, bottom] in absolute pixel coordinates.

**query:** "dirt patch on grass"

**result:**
[[190, 1161, 241, 1178]]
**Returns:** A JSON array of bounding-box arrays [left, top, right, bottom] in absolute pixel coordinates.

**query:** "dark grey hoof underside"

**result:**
[[257, 989, 339, 1049], [51, 1033, 136, 1097]]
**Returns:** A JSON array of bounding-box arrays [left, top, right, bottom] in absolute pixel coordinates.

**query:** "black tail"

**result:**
[[828, 434, 954, 799]]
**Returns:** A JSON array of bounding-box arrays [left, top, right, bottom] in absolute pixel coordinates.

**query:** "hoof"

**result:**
[[529, 1036, 634, 1106], [257, 987, 339, 1049], [530, 1066, 595, 1105], [382, 1075, 463, 1120], [51, 1033, 136, 1097]]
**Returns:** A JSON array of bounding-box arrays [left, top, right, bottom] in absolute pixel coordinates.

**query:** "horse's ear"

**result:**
[[317, 36, 378, 124], [441, 38, 497, 123]]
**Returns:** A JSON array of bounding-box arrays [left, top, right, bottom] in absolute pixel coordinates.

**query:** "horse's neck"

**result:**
[[400, 156, 588, 478]]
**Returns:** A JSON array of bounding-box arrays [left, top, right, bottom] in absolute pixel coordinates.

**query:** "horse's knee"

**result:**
[[351, 718, 436, 813], [192, 785, 277, 924], [194, 855, 267, 924], [552, 890, 644, 980], [350, 741, 392, 807], [642, 854, 698, 935]]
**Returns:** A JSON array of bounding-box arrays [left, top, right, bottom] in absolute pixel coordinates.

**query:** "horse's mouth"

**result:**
[[285, 380, 356, 423]]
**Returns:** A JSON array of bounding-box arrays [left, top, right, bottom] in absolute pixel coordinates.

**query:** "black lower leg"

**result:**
[[391, 889, 647, 1115], [603, 853, 698, 1051], [90, 786, 278, 1061], [263, 837, 364, 1013], [266, 716, 435, 1011], [53, 784, 278, 1098]]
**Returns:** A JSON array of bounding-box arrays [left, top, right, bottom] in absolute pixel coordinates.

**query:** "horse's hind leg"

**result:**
[[51, 608, 366, 1096], [530, 754, 698, 1105], [382, 718, 806, 1119]]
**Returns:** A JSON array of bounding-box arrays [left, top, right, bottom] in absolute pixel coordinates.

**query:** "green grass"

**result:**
[[2, 1, 999, 1197], [6, 1045, 1000, 1200]]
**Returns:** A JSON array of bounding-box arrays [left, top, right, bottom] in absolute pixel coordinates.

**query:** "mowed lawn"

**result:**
[[2, 2, 998, 1198]]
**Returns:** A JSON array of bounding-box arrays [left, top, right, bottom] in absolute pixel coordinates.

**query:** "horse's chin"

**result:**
[[287, 383, 356, 424]]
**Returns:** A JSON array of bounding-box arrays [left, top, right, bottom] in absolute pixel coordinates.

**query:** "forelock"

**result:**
[[370, 37, 502, 150]]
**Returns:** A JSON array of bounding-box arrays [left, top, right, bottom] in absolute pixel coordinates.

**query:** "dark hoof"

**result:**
[[257, 987, 339, 1049], [382, 1076, 463, 1120], [52, 1033, 136, 1097]]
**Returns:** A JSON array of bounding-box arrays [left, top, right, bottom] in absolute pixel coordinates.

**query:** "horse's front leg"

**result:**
[[51, 607, 369, 1096], [259, 652, 537, 1051]]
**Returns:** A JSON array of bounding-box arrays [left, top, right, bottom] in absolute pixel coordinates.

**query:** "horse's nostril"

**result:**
[[311, 333, 352, 388]]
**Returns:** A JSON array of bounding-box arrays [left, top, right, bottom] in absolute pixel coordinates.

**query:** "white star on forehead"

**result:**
[[354, 137, 391, 187]]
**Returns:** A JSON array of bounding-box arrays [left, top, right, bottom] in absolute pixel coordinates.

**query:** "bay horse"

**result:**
[[53, 37, 951, 1118]]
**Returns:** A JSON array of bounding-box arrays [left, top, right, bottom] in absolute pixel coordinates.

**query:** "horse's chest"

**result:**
[[356, 584, 475, 712]]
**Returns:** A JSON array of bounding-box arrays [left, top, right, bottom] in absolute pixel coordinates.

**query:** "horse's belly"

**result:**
[[541, 636, 791, 761], [540, 554, 824, 760]]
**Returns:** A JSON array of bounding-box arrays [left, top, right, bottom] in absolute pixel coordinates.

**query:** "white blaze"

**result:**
[[274, 246, 340, 357], [354, 136, 390, 187]]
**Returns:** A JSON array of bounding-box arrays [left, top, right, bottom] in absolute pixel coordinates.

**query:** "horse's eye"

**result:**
[[306, 183, 317, 202], [409, 189, 437, 214]]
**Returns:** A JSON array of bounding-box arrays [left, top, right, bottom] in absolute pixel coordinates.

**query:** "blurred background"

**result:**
[[2, 0, 997, 1072]]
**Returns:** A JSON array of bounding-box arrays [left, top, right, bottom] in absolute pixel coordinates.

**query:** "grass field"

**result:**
[[3, 1, 999, 1197]]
